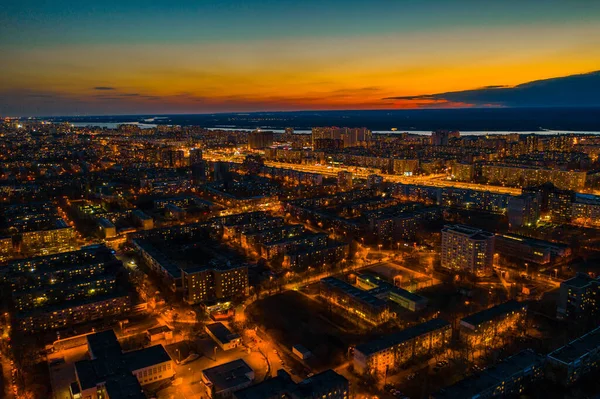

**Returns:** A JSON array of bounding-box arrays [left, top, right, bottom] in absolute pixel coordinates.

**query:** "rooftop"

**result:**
[[548, 326, 600, 365], [103, 373, 145, 399], [234, 370, 294, 399], [561, 273, 598, 289], [461, 300, 526, 329], [75, 330, 172, 392], [359, 273, 427, 304], [355, 318, 450, 356], [320, 277, 387, 309], [123, 345, 172, 371], [206, 322, 240, 345], [234, 369, 347, 399], [442, 224, 494, 239], [433, 350, 543, 399], [202, 358, 254, 392]]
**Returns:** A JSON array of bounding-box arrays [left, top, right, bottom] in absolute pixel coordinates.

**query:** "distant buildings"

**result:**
[[366, 174, 384, 188], [248, 129, 274, 149], [353, 318, 451, 375], [234, 369, 349, 399], [337, 171, 353, 189], [451, 162, 474, 182], [481, 164, 586, 191], [160, 147, 185, 168], [441, 225, 495, 276], [431, 130, 460, 146], [312, 127, 371, 149]]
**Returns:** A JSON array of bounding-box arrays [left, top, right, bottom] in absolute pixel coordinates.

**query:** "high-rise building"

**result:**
[[441, 225, 495, 276], [311, 127, 371, 148], [190, 149, 206, 184], [213, 161, 231, 181], [507, 194, 540, 228], [190, 147, 203, 165], [431, 130, 459, 146], [557, 273, 600, 320], [182, 263, 249, 304], [451, 162, 475, 182], [548, 189, 575, 223], [337, 171, 353, 188], [248, 129, 274, 149], [366, 174, 384, 189], [160, 148, 185, 168]]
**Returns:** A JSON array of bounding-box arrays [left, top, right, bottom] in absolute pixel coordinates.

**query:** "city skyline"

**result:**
[[2, 0, 600, 115]]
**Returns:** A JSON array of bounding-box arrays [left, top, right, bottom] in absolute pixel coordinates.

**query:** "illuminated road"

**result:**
[[204, 151, 523, 195]]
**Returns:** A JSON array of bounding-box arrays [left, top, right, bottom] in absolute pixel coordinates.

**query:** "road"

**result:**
[[204, 151, 523, 195]]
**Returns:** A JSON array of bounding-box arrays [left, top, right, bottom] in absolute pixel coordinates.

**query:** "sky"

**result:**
[[1, 0, 600, 116]]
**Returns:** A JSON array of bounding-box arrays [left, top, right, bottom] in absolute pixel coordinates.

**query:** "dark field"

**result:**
[[247, 291, 364, 369]]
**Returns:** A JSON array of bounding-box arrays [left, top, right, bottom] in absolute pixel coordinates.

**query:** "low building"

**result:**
[[260, 233, 328, 260], [494, 233, 557, 265], [547, 326, 600, 386], [460, 301, 527, 351], [357, 273, 428, 312], [73, 330, 174, 399], [147, 325, 173, 343], [292, 344, 312, 360], [132, 209, 154, 230], [201, 359, 255, 399], [234, 369, 349, 399], [432, 349, 545, 399], [283, 242, 348, 269], [98, 217, 117, 238], [206, 322, 242, 350], [320, 277, 391, 325], [354, 318, 451, 375]]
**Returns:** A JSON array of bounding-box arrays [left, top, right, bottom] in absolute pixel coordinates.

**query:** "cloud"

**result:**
[[384, 71, 600, 107], [93, 86, 116, 90]]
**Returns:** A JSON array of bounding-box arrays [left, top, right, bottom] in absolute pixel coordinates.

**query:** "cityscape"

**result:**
[[2, 2, 600, 399]]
